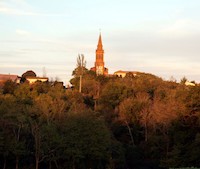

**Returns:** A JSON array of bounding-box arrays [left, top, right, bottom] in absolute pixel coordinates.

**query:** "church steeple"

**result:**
[[97, 33, 103, 50], [90, 33, 108, 76], [95, 33, 104, 75]]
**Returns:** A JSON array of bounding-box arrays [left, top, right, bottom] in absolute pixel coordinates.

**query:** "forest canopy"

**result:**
[[0, 72, 200, 169]]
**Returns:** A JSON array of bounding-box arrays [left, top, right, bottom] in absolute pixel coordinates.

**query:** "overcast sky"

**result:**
[[0, 0, 200, 84]]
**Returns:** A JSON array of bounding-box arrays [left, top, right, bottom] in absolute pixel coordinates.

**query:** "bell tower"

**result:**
[[91, 33, 108, 76], [95, 34, 104, 75]]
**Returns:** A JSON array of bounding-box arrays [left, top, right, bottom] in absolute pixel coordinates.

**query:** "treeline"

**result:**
[[0, 71, 200, 169]]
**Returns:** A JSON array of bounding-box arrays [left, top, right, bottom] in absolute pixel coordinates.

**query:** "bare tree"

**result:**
[[76, 54, 86, 93], [118, 98, 135, 145]]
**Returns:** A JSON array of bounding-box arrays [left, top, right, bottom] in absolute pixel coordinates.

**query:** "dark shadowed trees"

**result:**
[[61, 111, 111, 169], [1, 70, 200, 169]]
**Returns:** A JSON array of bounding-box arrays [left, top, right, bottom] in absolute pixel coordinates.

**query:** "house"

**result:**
[[21, 70, 48, 84], [25, 76, 48, 84], [185, 81, 195, 86], [114, 70, 137, 78], [0, 74, 21, 87]]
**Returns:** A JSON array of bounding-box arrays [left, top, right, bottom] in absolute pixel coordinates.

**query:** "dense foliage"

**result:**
[[0, 72, 200, 169]]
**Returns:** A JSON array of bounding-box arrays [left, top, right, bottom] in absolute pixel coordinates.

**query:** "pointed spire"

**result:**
[[97, 33, 103, 50]]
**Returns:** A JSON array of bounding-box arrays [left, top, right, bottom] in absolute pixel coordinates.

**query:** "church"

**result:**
[[91, 34, 139, 78], [90, 34, 108, 76]]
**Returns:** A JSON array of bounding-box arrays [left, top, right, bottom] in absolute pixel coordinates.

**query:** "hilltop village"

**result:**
[[0, 35, 200, 169], [0, 33, 142, 87], [0, 34, 196, 87]]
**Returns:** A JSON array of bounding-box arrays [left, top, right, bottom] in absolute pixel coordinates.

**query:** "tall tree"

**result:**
[[0, 94, 27, 169], [75, 54, 86, 93], [61, 111, 111, 169]]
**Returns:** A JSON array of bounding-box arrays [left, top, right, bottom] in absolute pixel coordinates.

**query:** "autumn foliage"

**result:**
[[0, 72, 200, 169]]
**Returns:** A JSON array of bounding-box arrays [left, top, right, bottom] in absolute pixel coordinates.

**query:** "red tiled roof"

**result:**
[[0, 74, 19, 82]]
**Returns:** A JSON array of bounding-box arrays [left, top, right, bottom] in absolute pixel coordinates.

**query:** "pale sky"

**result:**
[[0, 0, 200, 84]]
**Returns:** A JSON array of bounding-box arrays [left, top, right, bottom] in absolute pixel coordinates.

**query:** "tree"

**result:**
[[34, 122, 61, 169], [14, 83, 36, 105], [30, 84, 68, 169], [74, 54, 87, 93], [180, 76, 187, 85], [2, 80, 18, 94], [61, 111, 111, 169], [22, 70, 36, 78], [0, 94, 28, 169], [99, 81, 129, 110], [118, 98, 136, 145], [21, 70, 37, 83], [118, 92, 151, 144]]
